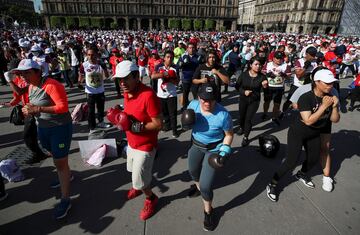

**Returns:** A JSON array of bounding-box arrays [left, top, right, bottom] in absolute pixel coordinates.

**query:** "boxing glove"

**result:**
[[107, 107, 131, 131], [208, 144, 232, 169], [159, 68, 169, 80], [181, 109, 196, 130], [167, 69, 177, 79]]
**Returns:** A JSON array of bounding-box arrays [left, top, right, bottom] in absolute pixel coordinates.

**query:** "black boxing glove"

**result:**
[[181, 109, 196, 130]]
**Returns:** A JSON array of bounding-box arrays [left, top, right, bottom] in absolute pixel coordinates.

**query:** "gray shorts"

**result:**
[[127, 145, 156, 190]]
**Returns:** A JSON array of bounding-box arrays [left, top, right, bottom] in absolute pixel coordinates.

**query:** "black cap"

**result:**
[[274, 51, 284, 59], [306, 46, 317, 57], [198, 83, 216, 100]]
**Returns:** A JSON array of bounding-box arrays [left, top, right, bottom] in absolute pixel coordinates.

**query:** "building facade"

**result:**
[[42, 0, 239, 30], [338, 0, 360, 36], [237, 0, 256, 31], [254, 0, 344, 34], [0, 0, 35, 12]]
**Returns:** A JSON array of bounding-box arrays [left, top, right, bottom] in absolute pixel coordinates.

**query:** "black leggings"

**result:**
[[160, 97, 178, 133], [238, 98, 259, 137], [87, 92, 105, 130], [273, 121, 320, 182], [182, 82, 196, 109], [350, 87, 360, 107]]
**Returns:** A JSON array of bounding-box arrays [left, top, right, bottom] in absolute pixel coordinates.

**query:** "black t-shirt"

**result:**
[[235, 71, 267, 102], [298, 91, 333, 129], [193, 63, 228, 102]]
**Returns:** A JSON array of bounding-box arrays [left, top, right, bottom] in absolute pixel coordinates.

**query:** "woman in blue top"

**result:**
[[184, 83, 233, 231]]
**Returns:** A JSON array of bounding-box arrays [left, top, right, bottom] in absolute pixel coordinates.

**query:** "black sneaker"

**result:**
[[188, 184, 201, 198], [203, 210, 215, 231], [266, 183, 278, 202], [295, 171, 315, 189], [278, 112, 284, 120], [272, 118, 281, 126], [0, 191, 8, 202], [241, 137, 250, 147], [172, 131, 179, 138], [236, 127, 244, 136], [348, 106, 354, 112], [261, 113, 267, 121]]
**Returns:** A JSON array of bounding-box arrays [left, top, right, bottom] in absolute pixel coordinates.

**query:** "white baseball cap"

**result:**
[[11, 59, 41, 73], [30, 44, 42, 52], [114, 60, 139, 78], [44, 47, 54, 54], [313, 69, 337, 83]]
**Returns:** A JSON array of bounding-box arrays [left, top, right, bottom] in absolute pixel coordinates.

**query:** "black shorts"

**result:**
[[320, 121, 332, 134], [264, 87, 284, 104]]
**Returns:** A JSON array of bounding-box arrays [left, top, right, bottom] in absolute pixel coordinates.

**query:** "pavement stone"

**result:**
[[0, 77, 359, 235]]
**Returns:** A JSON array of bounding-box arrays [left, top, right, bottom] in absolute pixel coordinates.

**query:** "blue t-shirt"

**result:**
[[188, 100, 233, 147]]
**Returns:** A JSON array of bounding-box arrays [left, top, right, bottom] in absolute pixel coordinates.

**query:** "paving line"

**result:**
[[295, 183, 341, 235]]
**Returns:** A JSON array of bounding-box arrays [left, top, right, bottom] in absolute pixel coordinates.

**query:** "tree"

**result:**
[[66, 17, 77, 29], [193, 19, 203, 31], [181, 19, 192, 31], [204, 19, 215, 31], [168, 18, 181, 29], [50, 16, 63, 28], [79, 17, 90, 28], [110, 22, 118, 29], [90, 17, 104, 28]]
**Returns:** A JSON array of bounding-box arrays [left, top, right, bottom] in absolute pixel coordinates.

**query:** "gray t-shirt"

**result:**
[[290, 83, 339, 104]]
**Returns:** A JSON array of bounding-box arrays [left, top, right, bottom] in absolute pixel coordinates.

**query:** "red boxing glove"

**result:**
[[167, 69, 176, 79], [159, 68, 169, 80], [107, 107, 131, 131]]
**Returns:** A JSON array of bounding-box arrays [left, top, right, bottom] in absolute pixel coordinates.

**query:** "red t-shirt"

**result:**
[[10, 76, 29, 106], [109, 55, 123, 75], [136, 48, 150, 67], [148, 57, 163, 76], [124, 83, 161, 152]]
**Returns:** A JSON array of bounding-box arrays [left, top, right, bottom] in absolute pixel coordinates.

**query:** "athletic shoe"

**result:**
[[77, 84, 84, 90], [322, 176, 334, 192], [0, 192, 8, 202], [272, 118, 281, 126], [97, 122, 112, 128], [140, 194, 158, 220], [50, 174, 74, 189], [172, 131, 179, 138], [236, 127, 244, 136], [241, 137, 250, 147], [261, 113, 267, 121], [203, 209, 215, 231], [187, 184, 201, 198], [266, 183, 278, 202], [295, 171, 315, 189], [127, 188, 142, 200], [54, 198, 71, 219], [278, 112, 284, 120], [348, 106, 354, 112]]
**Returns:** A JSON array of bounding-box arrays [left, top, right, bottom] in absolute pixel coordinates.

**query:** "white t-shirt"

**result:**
[[264, 62, 290, 88], [293, 58, 318, 87], [70, 48, 79, 66], [81, 61, 105, 94], [156, 65, 177, 98]]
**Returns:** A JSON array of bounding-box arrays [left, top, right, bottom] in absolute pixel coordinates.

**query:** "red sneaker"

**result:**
[[127, 188, 142, 200], [139, 194, 158, 220]]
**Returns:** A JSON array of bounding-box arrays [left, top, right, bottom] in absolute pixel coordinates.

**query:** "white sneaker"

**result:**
[[322, 176, 333, 192], [97, 122, 112, 128]]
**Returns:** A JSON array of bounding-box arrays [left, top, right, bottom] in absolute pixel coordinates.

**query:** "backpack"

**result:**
[[9, 105, 24, 125], [71, 103, 88, 124]]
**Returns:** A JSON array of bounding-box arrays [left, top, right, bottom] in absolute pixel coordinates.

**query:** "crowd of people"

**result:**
[[1, 28, 360, 231]]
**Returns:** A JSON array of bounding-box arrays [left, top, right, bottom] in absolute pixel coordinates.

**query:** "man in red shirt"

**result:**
[[147, 49, 163, 92], [135, 41, 150, 82], [109, 48, 123, 98], [110, 60, 162, 221]]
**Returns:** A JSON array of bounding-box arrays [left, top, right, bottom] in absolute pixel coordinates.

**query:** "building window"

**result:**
[[104, 4, 112, 13], [319, 0, 325, 8], [79, 4, 87, 13], [227, 0, 232, 5], [165, 6, 171, 15], [316, 13, 321, 22], [211, 7, 216, 16], [67, 4, 74, 13], [117, 5, 123, 14], [129, 5, 137, 14], [92, 4, 100, 13], [226, 8, 232, 16], [199, 7, 205, 16]]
